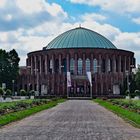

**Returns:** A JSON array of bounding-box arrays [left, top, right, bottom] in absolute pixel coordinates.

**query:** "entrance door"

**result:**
[[68, 84, 91, 98], [76, 85, 84, 97]]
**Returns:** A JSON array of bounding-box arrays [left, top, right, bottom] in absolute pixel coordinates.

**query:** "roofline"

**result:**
[[27, 48, 134, 56], [44, 27, 117, 50]]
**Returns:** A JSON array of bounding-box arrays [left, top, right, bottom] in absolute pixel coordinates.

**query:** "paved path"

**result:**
[[0, 100, 140, 140]]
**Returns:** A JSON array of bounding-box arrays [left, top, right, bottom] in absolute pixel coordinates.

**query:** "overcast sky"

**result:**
[[0, 0, 140, 66]]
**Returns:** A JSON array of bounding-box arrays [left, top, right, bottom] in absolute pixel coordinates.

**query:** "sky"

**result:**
[[0, 0, 140, 66]]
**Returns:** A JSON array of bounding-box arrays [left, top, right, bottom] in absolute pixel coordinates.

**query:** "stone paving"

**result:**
[[0, 100, 140, 140]]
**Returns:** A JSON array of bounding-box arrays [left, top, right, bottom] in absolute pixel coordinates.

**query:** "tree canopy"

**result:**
[[135, 67, 140, 90], [0, 49, 20, 89]]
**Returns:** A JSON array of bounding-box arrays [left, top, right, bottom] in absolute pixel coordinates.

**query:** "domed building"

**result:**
[[18, 27, 135, 98]]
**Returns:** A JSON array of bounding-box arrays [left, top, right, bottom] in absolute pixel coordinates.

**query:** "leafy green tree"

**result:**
[[0, 49, 20, 89], [135, 67, 140, 90]]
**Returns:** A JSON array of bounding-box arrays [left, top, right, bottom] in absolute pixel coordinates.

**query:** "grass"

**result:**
[[0, 98, 65, 127], [94, 98, 140, 128], [0, 99, 34, 109], [115, 99, 140, 107]]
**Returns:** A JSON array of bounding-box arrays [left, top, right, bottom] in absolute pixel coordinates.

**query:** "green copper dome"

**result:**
[[44, 27, 117, 50]]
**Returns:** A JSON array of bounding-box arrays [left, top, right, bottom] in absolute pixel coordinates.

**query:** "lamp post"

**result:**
[[12, 80, 15, 96]]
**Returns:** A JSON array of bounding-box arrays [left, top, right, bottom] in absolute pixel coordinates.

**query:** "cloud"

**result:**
[[132, 17, 140, 25], [0, 0, 6, 8], [0, 0, 140, 66], [1, 17, 140, 65], [113, 32, 140, 51], [0, 1, 67, 31], [70, 0, 140, 14], [81, 13, 107, 22]]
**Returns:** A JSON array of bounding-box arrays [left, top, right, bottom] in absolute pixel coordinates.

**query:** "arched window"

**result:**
[[86, 58, 90, 72], [78, 58, 83, 75], [93, 59, 98, 73], [70, 58, 74, 74]]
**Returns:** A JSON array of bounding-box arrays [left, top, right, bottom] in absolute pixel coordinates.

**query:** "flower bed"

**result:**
[[107, 99, 140, 114], [0, 99, 51, 115]]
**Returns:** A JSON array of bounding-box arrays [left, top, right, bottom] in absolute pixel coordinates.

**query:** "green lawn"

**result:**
[[94, 98, 140, 128], [114, 99, 140, 107], [0, 99, 34, 109], [0, 98, 65, 127]]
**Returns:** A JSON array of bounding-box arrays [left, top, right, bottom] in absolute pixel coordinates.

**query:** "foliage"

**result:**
[[135, 67, 140, 90], [5, 89, 12, 96], [0, 98, 65, 127], [125, 90, 130, 96], [29, 90, 35, 96], [134, 90, 140, 96], [0, 87, 4, 96], [20, 89, 27, 96], [0, 49, 20, 89], [107, 99, 140, 114], [94, 99, 140, 128], [129, 75, 137, 93]]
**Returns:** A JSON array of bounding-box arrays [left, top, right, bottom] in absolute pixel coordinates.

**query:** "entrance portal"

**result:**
[[68, 84, 91, 98]]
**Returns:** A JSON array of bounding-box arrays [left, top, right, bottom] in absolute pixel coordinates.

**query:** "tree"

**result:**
[[0, 49, 20, 89], [135, 67, 140, 90]]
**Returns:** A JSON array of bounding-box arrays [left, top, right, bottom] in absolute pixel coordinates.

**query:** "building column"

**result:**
[[113, 55, 116, 73], [128, 56, 131, 72], [74, 53, 77, 75], [98, 54, 102, 74], [31, 56, 33, 75], [74, 81, 76, 94], [101, 82, 103, 95], [52, 54, 54, 74], [90, 54, 93, 72], [83, 53, 86, 74], [39, 55, 42, 75], [66, 54, 69, 72], [124, 56, 126, 72], [118, 55, 121, 73], [95, 76, 97, 95], [34, 55, 37, 75], [105, 55, 109, 73], [59, 54, 62, 74], [84, 82, 86, 95], [45, 55, 48, 75]]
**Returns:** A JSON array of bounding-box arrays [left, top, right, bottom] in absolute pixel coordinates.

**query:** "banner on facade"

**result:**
[[67, 72, 71, 87], [86, 72, 92, 87]]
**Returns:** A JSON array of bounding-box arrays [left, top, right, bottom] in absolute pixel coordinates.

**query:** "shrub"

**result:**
[[5, 89, 12, 96], [134, 90, 140, 96], [125, 90, 130, 96], [0, 87, 4, 96], [16, 102, 30, 109], [20, 89, 27, 96], [29, 90, 35, 96]]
